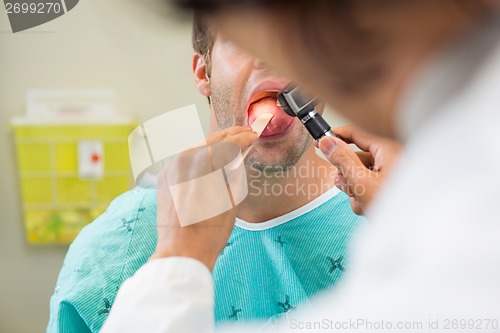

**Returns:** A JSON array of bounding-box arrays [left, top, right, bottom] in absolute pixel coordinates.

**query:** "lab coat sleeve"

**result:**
[[100, 257, 215, 333]]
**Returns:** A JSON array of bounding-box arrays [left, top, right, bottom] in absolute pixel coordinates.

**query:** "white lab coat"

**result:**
[[101, 14, 500, 333]]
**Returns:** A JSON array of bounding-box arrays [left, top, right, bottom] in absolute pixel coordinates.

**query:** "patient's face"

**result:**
[[205, 10, 397, 138], [205, 2, 493, 139], [208, 35, 313, 172]]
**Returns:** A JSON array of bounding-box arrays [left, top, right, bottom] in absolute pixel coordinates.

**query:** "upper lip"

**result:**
[[247, 81, 289, 110]]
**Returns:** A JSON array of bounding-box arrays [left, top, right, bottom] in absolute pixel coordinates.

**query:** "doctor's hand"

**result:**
[[150, 126, 258, 270], [317, 126, 402, 215]]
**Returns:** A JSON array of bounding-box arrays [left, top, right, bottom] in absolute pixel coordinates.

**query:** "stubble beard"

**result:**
[[210, 82, 312, 174]]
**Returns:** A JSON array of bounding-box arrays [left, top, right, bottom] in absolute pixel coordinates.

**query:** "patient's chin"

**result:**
[[246, 154, 297, 174]]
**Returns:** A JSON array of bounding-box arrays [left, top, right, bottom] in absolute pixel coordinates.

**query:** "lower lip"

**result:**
[[258, 120, 295, 141]]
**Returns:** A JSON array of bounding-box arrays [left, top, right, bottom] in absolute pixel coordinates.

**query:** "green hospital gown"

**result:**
[[47, 186, 363, 332]]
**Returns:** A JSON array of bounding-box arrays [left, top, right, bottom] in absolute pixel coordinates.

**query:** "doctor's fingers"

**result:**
[[206, 125, 256, 145], [349, 197, 364, 216], [333, 125, 402, 173], [333, 126, 378, 152], [356, 151, 374, 169], [319, 136, 373, 184], [335, 172, 351, 196], [217, 129, 258, 149], [335, 170, 375, 215], [319, 135, 381, 211], [160, 129, 257, 186]]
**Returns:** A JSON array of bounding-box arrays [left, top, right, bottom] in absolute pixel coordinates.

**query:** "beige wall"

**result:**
[[0, 1, 208, 332], [0, 1, 348, 332]]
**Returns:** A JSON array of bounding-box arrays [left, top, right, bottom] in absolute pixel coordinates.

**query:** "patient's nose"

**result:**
[[253, 57, 266, 69]]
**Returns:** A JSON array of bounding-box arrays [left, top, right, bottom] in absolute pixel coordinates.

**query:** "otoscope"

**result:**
[[277, 85, 335, 141]]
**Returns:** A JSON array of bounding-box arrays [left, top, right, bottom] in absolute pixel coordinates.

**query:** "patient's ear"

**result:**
[[192, 53, 211, 97]]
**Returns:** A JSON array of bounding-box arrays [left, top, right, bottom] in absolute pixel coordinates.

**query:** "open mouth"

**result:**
[[247, 90, 294, 138], [248, 90, 279, 106]]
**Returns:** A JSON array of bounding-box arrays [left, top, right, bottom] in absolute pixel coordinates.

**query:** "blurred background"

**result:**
[[0, 1, 347, 332]]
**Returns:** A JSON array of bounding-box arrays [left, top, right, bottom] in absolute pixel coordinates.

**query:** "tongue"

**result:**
[[248, 98, 294, 136]]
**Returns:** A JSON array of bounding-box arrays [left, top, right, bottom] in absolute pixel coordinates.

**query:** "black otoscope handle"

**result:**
[[277, 85, 335, 141]]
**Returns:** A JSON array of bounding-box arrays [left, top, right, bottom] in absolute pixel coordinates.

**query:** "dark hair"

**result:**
[[180, 0, 383, 90], [180, 0, 490, 94], [192, 12, 214, 75], [175, 0, 285, 12]]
